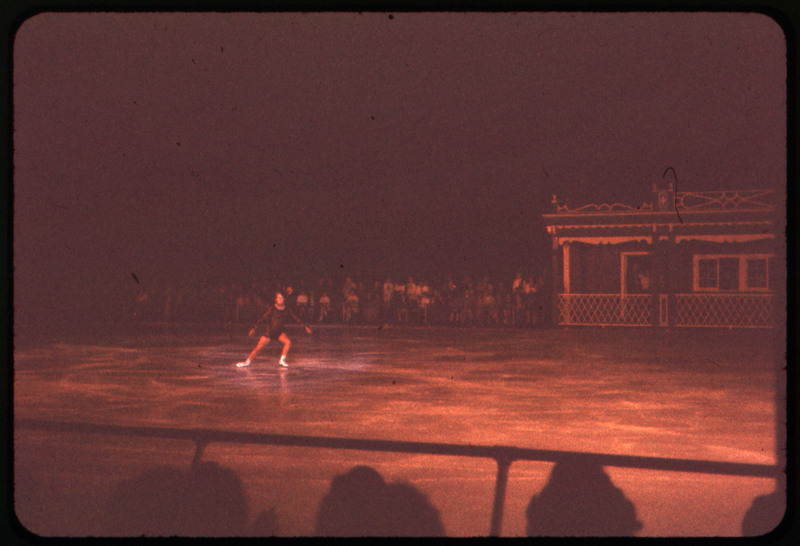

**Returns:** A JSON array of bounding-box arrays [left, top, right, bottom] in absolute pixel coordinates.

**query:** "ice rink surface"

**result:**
[[12, 324, 787, 537]]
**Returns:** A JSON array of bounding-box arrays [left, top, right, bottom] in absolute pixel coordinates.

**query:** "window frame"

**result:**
[[692, 254, 772, 293]]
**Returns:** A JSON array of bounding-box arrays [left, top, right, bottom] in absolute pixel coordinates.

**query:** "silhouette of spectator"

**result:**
[[343, 288, 360, 323], [245, 507, 280, 537], [314, 465, 445, 536], [381, 276, 395, 324], [295, 288, 309, 321], [741, 485, 785, 536], [363, 283, 381, 324], [525, 460, 642, 537], [318, 292, 331, 322], [103, 462, 248, 536], [395, 283, 409, 324], [419, 283, 432, 324], [14, 463, 55, 535], [406, 276, 421, 323]]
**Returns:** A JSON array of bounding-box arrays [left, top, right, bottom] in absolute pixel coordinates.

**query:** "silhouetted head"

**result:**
[[103, 462, 248, 536], [314, 465, 445, 537], [526, 460, 643, 537]]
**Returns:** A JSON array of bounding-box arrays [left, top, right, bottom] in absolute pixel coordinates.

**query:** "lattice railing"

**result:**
[[558, 294, 653, 326], [674, 294, 774, 328]]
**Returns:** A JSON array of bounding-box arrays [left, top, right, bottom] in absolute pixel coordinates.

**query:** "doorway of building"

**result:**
[[621, 252, 652, 295]]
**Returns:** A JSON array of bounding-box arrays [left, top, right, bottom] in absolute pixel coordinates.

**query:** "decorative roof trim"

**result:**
[[556, 236, 653, 246], [675, 234, 774, 244], [547, 221, 772, 231], [550, 189, 775, 215], [676, 190, 774, 212], [553, 202, 654, 214]]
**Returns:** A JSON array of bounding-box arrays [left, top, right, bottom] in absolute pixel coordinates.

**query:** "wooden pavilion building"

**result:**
[[542, 184, 780, 328]]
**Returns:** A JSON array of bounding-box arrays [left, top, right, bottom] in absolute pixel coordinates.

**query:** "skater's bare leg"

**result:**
[[278, 333, 291, 366], [249, 336, 271, 361], [237, 336, 270, 367]]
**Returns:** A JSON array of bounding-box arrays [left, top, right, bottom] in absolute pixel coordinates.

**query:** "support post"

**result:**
[[489, 456, 512, 537], [192, 439, 207, 467]]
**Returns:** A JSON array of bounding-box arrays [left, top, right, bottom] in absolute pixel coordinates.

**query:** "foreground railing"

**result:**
[[15, 418, 780, 536]]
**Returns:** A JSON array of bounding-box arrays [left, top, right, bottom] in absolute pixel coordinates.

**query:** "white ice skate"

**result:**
[[236, 359, 251, 368], [278, 356, 289, 368]]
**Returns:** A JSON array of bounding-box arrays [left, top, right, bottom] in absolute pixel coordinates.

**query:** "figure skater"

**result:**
[[236, 291, 312, 368]]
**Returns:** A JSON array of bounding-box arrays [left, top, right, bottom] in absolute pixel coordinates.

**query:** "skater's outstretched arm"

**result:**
[[289, 308, 312, 334], [249, 306, 274, 336]]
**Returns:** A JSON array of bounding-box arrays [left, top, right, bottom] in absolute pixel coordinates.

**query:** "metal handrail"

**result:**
[[15, 418, 780, 536]]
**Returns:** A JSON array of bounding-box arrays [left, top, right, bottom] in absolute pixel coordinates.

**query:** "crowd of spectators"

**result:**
[[128, 270, 549, 328]]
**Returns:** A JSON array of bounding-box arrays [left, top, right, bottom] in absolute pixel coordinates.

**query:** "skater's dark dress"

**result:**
[[253, 305, 309, 340]]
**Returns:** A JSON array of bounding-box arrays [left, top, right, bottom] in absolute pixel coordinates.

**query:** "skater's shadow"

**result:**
[[314, 465, 445, 536], [525, 458, 643, 537], [103, 461, 277, 536]]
